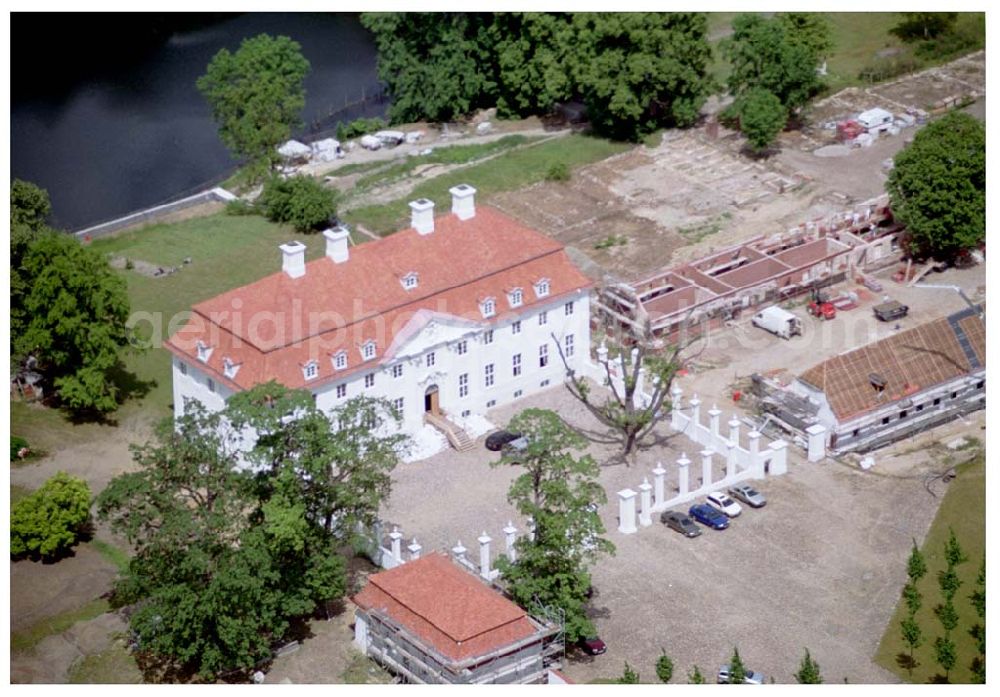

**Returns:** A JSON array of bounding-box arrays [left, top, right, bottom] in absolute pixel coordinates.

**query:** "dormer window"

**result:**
[[361, 340, 377, 361], [332, 350, 348, 371], [534, 278, 550, 298], [508, 287, 523, 308], [401, 272, 419, 290], [222, 357, 240, 379], [480, 297, 496, 318], [303, 360, 319, 381], [196, 340, 213, 363]]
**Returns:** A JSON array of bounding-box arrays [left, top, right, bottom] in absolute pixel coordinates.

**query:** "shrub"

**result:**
[[545, 162, 570, 182], [10, 435, 29, 461], [336, 116, 388, 141], [259, 175, 339, 233], [11, 472, 92, 559], [224, 199, 258, 217]]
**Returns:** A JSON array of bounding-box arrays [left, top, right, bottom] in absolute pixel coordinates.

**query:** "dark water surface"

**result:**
[[11, 13, 383, 230]]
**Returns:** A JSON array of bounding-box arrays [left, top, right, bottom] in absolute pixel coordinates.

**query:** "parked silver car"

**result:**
[[728, 483, 767, 508], [660, 510, 702, 538]]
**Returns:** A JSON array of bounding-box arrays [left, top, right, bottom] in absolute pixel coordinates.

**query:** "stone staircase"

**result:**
[[424, 411, 475, 452]]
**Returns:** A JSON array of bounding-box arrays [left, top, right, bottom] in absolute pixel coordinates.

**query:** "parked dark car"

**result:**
[[873, 300, 909, 322], [485, 430, 521, 451], [579, 636, 607, 656], [660, 511, 702, 537], [688, 503, 729, 530]]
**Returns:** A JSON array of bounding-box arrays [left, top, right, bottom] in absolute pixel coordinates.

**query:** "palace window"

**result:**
[[513, 353, 522, 377], [481, 297, 496, 318], [485, 363, 495, 388], [459, 373, 469, 398], [361, 341, 377, 361], [534, 278, 550, 298], [337, 384, 347, 399], [538, 311, 548, 326], [333, 351, 348, 370], [508, 288, 523, 308], [365, 373, 375, 389], [303, 361, 319, 381]]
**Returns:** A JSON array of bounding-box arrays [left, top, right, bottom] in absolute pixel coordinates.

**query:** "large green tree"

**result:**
[[10, 472, 91, 559], [572, 12, 712, 141], [738, 88, 787, 153], [97, 386, 405, 679], [197, 34, 310, 182], [723, 13, 824, 114], [361, 13, 497, 124], [10, 178, 52, 230], [492, 409, 613, 642], [489, 13, 575, 118], [887, 111, 985, 260], [13, 232, 135, 413]]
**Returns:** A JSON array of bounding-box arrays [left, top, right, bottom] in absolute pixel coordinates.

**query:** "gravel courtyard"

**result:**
[[382, 360, 955, 684]]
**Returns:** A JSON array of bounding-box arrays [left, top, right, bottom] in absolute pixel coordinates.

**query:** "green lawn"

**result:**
[[11, 598, 111, 653], [68, 642, 143, 684], [344, 134, 630, 235], [706, 12, 985, 95], [874, 455, 985, 683]]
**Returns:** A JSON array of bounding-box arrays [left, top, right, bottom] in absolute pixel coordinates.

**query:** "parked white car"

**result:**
[[706, 491, 742, 518]]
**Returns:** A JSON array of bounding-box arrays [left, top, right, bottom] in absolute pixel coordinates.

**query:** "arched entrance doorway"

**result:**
[[424, 384, 440, 415]]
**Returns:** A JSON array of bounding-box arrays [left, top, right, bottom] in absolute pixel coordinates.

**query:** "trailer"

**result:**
[[751, 306, 803, 339]]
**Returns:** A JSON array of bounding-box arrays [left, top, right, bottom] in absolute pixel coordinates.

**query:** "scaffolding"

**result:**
[[359, 558, 564, 684]]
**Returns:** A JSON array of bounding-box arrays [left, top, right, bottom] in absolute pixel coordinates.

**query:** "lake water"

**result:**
[[10, 13, 384, 230]]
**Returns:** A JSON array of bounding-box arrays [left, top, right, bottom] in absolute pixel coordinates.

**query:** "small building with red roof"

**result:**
[[165, 185, 592, 450], [352, 552, 562, 684]]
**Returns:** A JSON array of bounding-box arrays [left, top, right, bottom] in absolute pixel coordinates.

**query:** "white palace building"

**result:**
[[165, 185, 593, 456]]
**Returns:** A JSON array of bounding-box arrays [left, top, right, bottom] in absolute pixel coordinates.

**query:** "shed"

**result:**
[[277, 139, 312, 162], [311, 138, 342, 162], [359, 134, 382, 150], [856, 108, 894, 132]]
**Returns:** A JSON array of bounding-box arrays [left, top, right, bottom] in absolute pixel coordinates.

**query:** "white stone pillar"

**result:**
[[806, 424, 827, 462], [526, 516, 536, 542], [728, 415, 741, 448], [700, 449, 714, 489], [652, 462, 667, 508], [638, 478, 653, 527], [503, 521, 518, 562], [407, 537, 422, 561], [677, 453, 691, 497], [597, 342, 609, 365], [689, 395, 702, 434], [389, 526, 403, 565], [617, 489, 638, 534], [748, 430, 763, 477], [452, 539, 467, 561], [670, 385, 683, 430], [708, 405, 722, 438], [478, 531, 492, 580], [725, 440, 737, 481], [768, 440, 789, 475]]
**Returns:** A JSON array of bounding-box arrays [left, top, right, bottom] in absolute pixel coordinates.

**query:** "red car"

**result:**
[[579, 637, 607, 656]]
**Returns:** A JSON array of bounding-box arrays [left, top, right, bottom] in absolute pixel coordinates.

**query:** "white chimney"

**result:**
[[449, 184, 476, 220], [323, 226, 350, 263], [279, 241, 306, 278], [409, 198, 435, 235]]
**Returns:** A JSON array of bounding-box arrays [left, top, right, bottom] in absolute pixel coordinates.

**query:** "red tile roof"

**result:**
[[799, 310, 985, 422], [352, 553, 541, 663], [165, 205, 592, 390]]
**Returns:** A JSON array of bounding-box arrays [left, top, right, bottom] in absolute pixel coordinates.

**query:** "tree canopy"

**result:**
[[12, 231, 136, 413], [887, 111, 985, 260], [361, 12, 714, 141], [492, 409, 613, 642], [794, 648, 823, 683], [723, 13, 825, 114], [10, 472, 91, 559], [97, 385, 405, 679], [738, 88, 787, 153], [11, 178, 52, 231], [259, 175, 339, 233], [197, 34, 310, 182]]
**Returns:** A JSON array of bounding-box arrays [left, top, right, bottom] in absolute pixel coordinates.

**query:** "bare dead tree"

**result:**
[[554, 294, 703, 461]]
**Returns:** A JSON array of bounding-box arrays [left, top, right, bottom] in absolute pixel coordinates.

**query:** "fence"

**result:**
[[73, 187, 237, 240]]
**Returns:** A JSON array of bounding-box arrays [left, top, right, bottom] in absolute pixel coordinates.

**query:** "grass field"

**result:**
[[705, 12, 985, 95], [344, 134, 629, 235], [874, 455, 985, 683], [11, 598, 111, 653], [68, 642, 143, 684]]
